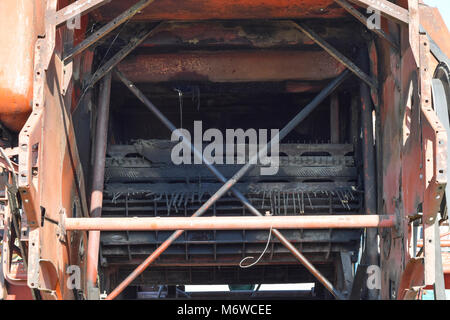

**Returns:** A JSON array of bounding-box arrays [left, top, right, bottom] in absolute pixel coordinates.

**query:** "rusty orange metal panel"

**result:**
[[419, 4, 450, 61], [95, 0, 346, 21], [0, 0, 45, 132], [117, 50, 347, 83]]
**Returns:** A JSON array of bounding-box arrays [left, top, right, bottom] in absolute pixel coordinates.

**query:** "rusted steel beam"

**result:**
[[95, 0, 347, 21], [64, 215, 396, 231], [334, 0, 399, 50], [85, 72, 111, 295], [138, 20, 364, 49], [54, 0, 111, 27], [347, 0, 409, 25], [117, 50, 347, 83], [294, 22, 378, 89], [106, 70, 350, 300], [63, 0, 156, 61]]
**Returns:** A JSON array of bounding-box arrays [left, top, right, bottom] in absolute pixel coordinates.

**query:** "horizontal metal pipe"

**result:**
[[417, 240, 450, 248], [65, 215, 394, 231]]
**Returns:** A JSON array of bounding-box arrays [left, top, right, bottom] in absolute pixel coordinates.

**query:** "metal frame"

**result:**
[[97, 69, 351, 300], [68, 3, 396, 299], [53, 0, 111, 27]]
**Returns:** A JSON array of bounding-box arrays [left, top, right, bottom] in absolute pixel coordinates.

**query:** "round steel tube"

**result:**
[[65, 215, 395, 231], [86, 72, 112, 288]]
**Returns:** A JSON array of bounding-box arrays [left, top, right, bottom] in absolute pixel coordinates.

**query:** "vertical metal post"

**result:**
[[86, 72, 111, 299], [360, 57, 379, 299]]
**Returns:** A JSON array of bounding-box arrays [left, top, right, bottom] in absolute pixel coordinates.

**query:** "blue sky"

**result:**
[[425, 0, 450, 29]]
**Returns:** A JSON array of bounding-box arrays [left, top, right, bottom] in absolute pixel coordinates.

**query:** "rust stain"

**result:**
[[95, 0, 346, 21]]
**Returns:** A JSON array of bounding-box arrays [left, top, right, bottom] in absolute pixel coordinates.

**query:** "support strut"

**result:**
[[360, 53, 379, 300]]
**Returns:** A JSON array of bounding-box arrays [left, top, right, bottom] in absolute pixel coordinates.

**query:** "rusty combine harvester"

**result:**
[[0, 0, 449, 300]]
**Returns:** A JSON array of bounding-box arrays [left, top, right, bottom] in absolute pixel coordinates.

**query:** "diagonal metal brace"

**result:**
[[334, 0, 399, 51], [347, 0, 409, 25], [85, 23, 163, 90], [63, 0, 156, 62], [294, 22, 378, 90], [106, 69, 351, 300]]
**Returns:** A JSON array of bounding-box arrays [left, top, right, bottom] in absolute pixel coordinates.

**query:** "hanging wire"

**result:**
[[239, 226, 273, 269]]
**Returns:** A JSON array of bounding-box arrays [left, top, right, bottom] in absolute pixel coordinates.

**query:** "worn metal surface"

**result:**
[[16, 0, 89, 300], [137, 20, 364, 50], [0, 0, 45, 132], [334, 0, 398, 50], [2, 0, 449, 301], [117, 50, 347, 83]]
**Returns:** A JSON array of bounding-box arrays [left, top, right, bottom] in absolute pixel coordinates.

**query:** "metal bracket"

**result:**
[[52, 0, 111, 27]]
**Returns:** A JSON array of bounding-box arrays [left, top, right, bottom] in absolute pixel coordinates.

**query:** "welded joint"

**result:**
[[294, 22, 378, 90]]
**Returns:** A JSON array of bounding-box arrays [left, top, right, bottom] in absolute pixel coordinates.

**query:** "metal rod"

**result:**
[[294, 22, 378, 90], [65, 215, 395, 231], [360, 51, 379, 300], [108, 69, 350, 300], [63, 0, 156, 61], [85, 72, 112, 292]]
